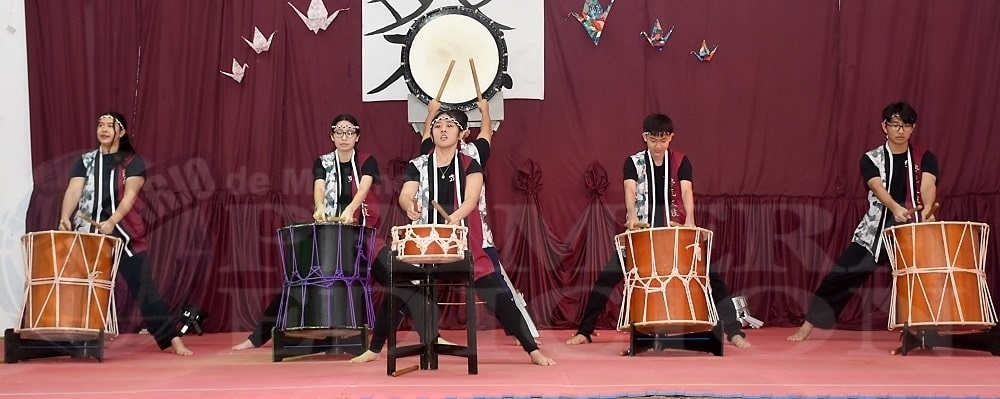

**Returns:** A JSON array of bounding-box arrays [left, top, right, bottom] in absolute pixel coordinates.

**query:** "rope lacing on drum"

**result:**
[[615, 228, 719, 332], [21, 232, 120, 337], [884, 222, 998, 329]]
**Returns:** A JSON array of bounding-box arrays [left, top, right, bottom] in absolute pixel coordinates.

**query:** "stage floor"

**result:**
[[2, 328, 998, 398]]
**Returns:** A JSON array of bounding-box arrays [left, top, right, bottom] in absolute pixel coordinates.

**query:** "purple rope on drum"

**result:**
[[275, 223, 376, 333]]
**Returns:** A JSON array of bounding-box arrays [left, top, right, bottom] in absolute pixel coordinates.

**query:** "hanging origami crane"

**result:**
[[640, 19, 674, 51], [220, 58, 249, 83], [691, 39, 718, 62], [288, 0, 348, 34], [242, 27, 276, 54], [569, 0, 615, 46]]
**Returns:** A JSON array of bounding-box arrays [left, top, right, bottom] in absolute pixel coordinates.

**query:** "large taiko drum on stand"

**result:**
[[18, 231, 122, 341], [391, 224, 468, 264], [401, 6, 509, 111], [615, 227, 718, 335], [276, 223, 375, 337], [881, 221, 997, 331]]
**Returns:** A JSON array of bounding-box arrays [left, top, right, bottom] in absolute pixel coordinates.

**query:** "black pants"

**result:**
[[367, 248, 538, 354], [575, 255, 745, 341], [805, 242, 887, 329], [118, 252, 179, 350], [246, 294, 281, 347]]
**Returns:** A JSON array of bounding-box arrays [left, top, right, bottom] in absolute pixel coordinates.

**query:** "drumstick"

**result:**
[[435, 60, 456, 101], [326, 216, 346, 223], [77, 213, 101, 229], [469, 58, 482, 101], [924, 202, 941, 220], [631, 222, 650, 230], [430, 200, 450, 221], [391, 364, 419, 377], [902, 205, 923, 219]]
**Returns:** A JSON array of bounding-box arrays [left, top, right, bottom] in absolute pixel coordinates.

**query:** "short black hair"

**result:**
[[642, 113, 674, 136], [882, 102, 917, 125]]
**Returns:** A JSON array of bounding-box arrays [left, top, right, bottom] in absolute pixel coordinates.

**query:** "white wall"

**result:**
[[0, 0, 32, 332]]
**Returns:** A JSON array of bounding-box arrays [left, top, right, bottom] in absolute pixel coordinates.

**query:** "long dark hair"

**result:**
[[100, 111, 136, 154]]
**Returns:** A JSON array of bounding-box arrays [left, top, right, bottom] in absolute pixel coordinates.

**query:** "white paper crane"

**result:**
[[242, 27, 276, 54], [220, 58, 249, 83], [288, 0, 348, 34]]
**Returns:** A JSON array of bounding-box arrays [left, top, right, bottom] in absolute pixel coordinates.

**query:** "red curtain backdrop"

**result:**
[[24, 0, 1000, 333]]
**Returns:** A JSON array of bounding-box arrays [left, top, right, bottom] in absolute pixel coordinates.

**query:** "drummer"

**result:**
[[418, 98, 534, 340], [58, 111, 193, 356], [352, 104, 556, 366], [565, 112, 751, 349], [788, 101, 938, 342], [232, 113, 382, 350]]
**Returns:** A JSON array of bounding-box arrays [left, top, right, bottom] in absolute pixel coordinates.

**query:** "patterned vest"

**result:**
[[409, 151, 493, 279], [629, 149, 686, 226], [851, 143, 926, 259], [76, 150, 148, 256], [318, 150, 379, 229]]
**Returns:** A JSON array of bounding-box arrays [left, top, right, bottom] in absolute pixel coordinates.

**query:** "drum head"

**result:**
[[402, 6, 509, 111]]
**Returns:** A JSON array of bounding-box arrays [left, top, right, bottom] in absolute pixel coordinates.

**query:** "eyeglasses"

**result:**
[[885, 123, 914, 132], [331, 125, 358, 137]]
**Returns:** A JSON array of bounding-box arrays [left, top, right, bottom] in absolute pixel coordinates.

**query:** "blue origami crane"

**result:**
[[641, 19, 674, 51], [569, 0, 615, 46], [692, 39, 718, 62]]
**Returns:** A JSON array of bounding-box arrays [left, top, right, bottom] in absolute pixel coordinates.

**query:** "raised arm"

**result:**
[[420, 99, 442, 142], [475, 98, 492, 144]]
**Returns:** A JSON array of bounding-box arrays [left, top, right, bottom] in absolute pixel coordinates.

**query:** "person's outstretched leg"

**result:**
[[788, 243, 879, 341], [474, 274, 555, 366], [351, 249, 430, 363], [567, 256, 624, 345], [233, 294, 282, 350], [118, 252, 192, 356], [708, 269, 750, 348]]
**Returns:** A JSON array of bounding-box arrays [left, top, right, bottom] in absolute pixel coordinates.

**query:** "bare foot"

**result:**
[[231, 339, 256, 350], [565, 334, 589, 345], [170, 336, 194, 356], [349, 350, 380, 363], [730, 335, 751, 348], [529, 349, 556, 366], [436, 336, 455, 345], [787, 321, 814, 342]]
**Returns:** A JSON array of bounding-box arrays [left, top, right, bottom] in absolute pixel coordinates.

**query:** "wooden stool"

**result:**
[[386, 253, 478, 375]]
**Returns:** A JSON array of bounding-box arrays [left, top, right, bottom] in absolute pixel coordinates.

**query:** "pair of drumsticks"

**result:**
[[902, 202, 940, 221], [411, 200, 452, 223], [436, 58, 483, 102], [313, 215, 347, 223]]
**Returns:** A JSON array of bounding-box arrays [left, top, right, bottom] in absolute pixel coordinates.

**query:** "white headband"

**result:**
[[100, 114, 124, 130], [431, 115, 465, 131]]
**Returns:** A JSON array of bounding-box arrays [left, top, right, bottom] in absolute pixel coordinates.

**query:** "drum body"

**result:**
[[882, 221, 997, 331], [401, 6, 509, 111], [615, 227, 718, 335], [19, 231, 122, 340], [276, 223, 375, 334], [391, 224, 468, 264]]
